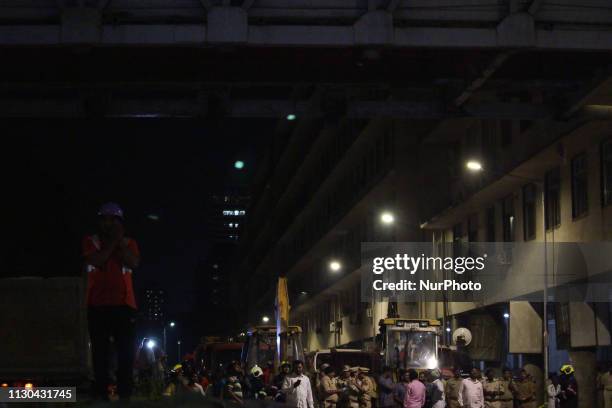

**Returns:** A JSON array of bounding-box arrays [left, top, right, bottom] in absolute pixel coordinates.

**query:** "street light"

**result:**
[[262, 316, 270, 323], [286, 113, 297, 121], [234, 160, 245, 170], [329, 260, 342, 272], [466, 160, 483, 171], [380, 211, 395, 225], [163, 321, 176, 353], [465, 159, 549, 390], [146, 339, 156, 349]]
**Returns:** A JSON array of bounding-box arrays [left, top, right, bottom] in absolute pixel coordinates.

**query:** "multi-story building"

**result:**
[[207, 191, 250, 244], [144, 288, 166, 324], [195, 190, 251, 334], [420, 122, 612, 406], [194, 244, 236, 334], [234, 65, 612, 408]]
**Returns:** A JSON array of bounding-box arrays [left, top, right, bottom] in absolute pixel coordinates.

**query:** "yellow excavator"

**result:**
[[242, 277, 304, 371]]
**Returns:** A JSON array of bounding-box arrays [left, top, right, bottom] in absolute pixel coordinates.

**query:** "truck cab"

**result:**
[[241, 325, 304, 371], [378, 318, 441, 371]]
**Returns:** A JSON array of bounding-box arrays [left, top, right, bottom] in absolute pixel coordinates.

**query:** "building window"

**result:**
[[545, 168, 561, 229], [502, 195, 514, 242], [602, 140, 612, 206], [486, 206, 495, 241], [468, 214, 478, 242], [453, 223, 463, 243], [571, 153, 588, 218], [523, 184, 536, 241]]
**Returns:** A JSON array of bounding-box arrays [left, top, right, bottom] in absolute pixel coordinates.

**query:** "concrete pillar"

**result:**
[[509, 301, 542, 353], [570, 302, 597, 347]]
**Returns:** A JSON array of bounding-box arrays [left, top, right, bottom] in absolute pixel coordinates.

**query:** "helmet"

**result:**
[[560, 365, 574, 375], [250, 365, 263, 377], [98, 202, 124, 219], [172, 363, 183, 372]]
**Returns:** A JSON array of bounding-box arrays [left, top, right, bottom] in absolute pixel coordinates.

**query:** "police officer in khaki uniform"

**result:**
[[498, 369, 514, 408], [317, 363, 331, 407], [513, 369, 536, 408], [445, 368, 463, 408], [336, 366, 352, 408], [347, 367, 361, 408], [321, 366, 341, 408], [356, 368, 373, 408], [483, 369, 503, 408]]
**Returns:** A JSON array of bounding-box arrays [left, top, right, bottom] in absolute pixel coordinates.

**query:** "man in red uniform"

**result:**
[[83, 203, 140, 402]]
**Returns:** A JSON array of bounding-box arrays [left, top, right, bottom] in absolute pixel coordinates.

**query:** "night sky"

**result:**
[[3, 118, 272, 316]]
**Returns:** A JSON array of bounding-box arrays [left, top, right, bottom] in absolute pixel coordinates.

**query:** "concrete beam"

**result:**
[[2, 1, 612, 26], [0, 96, 559, 119], [453, 51, 518, 108], [496, 12, 535, 47], [207, 7, 248, 43], [354, 10, 393, 46], [61, 7, 102, 44], [0, 24, 611, 50]]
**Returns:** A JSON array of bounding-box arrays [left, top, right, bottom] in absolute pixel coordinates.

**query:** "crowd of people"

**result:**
[[153, 357, 584, 408], [317, 364, 582, 408]]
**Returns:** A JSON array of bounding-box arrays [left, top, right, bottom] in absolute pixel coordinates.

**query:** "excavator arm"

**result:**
[[274, 277, 290, 366]]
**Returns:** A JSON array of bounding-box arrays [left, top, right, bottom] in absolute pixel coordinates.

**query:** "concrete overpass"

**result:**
[[0, 1, 611, 119], [0, 0, 611, 49]]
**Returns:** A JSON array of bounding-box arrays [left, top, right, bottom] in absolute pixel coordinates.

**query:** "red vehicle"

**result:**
[[195, 341, 243, 371]]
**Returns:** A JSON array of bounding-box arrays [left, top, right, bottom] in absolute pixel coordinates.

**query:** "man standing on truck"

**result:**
[[83, 203, 140, 402]]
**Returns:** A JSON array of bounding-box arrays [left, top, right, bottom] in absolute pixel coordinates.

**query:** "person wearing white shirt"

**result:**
[[283, 360, 315, 408], [429, 369, 446, 408], [459, 368, 485, 408], [547, 374, 561, 408]]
